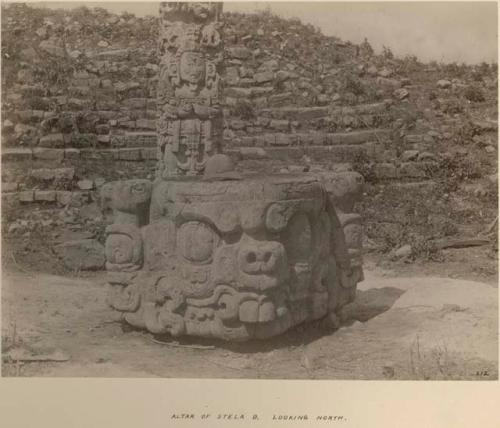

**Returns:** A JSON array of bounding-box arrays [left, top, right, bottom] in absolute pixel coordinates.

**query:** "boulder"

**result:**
[[39, 40, 66, 58], [437, 79, 452, 89], [393, 88, 409, 100], [392, 244, 412, 260], [227, 46, 251, 60], [253, 71, 274, 84]]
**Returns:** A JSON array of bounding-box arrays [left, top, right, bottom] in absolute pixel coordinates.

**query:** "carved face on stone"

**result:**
[[139, 176, 341, 339], [179, 52, 206, 84]]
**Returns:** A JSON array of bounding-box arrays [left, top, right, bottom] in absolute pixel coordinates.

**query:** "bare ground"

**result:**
[[2, 251, 497, 380]]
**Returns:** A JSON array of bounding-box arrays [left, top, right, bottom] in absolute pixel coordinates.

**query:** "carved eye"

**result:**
[[177, 221, 220, 264], [282, 213, 312, 264], [131, 183, 146, 194]]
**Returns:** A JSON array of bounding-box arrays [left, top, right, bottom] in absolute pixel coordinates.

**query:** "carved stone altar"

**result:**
[[100, 2, 364, 341], [102, 172, 364, 340]]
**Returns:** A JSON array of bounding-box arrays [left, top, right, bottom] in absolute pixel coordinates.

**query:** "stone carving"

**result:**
[[157, 2, 224, 177], [100, 2, 364, 341], [319, 170, 365, 286], [103, 174, 363, 340]]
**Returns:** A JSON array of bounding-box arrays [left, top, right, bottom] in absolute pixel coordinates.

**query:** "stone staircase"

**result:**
[[2, 4, 496, 260]]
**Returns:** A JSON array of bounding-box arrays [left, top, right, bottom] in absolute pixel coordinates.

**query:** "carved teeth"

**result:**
[[258, 300, 276, 322], [239, 300, 259, 323], [238, 299, 277, 323], [276, 306, 289, 318]]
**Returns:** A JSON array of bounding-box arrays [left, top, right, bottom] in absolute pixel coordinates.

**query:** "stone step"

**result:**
[[234, 129, 391, 147], [2, 189, 94, 206], [1, 147, 157, 162], [254, 144, 372, 163], [258, 102, 389, 121], [110, 131, 157, 147], [376, 180, 439, 191], [2, 127, 392, 163], [372, 161, 440, 180], [2, 148, 34, 161]]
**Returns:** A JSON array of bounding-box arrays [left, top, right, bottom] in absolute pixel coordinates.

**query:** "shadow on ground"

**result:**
[[148, 286, 407, 353]]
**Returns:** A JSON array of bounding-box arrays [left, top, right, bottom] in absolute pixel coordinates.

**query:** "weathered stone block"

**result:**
[[401, 150, 419, 162], [56, 191, 72, 206], [64, 148, 81, 160], [136, 119, 156, 130], [328, 130, 389, 145], [299, 133, 326, 146], [252, 86, 274, 96], [39, 133, 65, 148], [19, 190, 35, 203], [376, 77, 402, 88], [2, 183, 18, 193], [374, 163, 398, 179], [118, 148, 142, 161], [124, 98, 147, 109], [141, 148, 157, 160], [229, 119, 247, 130], [31, 167, 75, 181], [227, 46, 252, 59], [254, 71, 274, 83], [239, 147, 269, 160], [33, 148, 64, 161], [35, 190, 57, 202], [1, 148, 33, 161], [39, 41, 65, 57], [258, 59, 279, 72], [269, 92, 293, 106], [404, 134, 424, 144], [98, 135, 111, 144], [225, 87, 252, 98], [92, 49, 130, 60], [2, 192, 18, 206], [274, 133, 297, 146], [225, 66, 240, 86], [269, 119, 290, 131], [77, 180, 95, 191]]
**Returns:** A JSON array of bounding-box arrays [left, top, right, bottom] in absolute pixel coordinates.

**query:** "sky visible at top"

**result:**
[[33, 1, 498, 64]]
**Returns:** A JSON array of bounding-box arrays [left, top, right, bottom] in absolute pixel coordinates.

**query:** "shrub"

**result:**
[[342, 74, 365, 96], [382, 45, 394, 59], [464, 85, 485, 102]]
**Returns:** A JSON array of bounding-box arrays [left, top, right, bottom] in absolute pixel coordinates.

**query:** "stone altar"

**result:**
[[102, 170, 364, 340], [100, 2, 364, 341]]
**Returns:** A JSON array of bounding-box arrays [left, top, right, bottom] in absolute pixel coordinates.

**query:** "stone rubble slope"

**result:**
[[1, 3, 497, 272]]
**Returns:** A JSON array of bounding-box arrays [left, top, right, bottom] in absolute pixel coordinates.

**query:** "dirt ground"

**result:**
[[1, 249, 497, 380]]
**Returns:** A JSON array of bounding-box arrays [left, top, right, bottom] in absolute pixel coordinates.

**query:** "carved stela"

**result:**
[[157, 2, 224, 177]]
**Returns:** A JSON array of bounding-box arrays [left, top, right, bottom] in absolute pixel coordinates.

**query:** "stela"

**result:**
[[171, 414, 195, 419]]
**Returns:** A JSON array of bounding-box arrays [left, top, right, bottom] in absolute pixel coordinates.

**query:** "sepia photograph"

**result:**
[[1, 0, 498, 383]]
